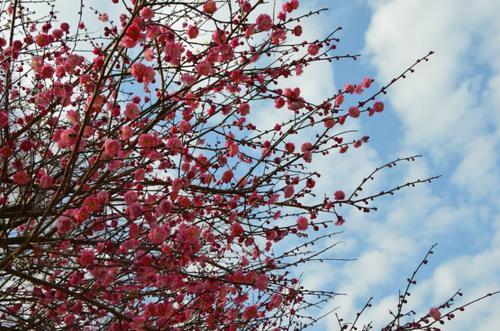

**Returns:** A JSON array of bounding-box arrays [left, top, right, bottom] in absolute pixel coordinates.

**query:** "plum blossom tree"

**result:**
[[0, 0, 496, 330]]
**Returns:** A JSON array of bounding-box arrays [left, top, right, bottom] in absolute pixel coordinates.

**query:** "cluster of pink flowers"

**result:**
[[131, 62, 155, 84], [0, 0, 437, 329]]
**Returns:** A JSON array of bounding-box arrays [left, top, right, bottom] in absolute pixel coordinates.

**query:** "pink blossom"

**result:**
[[83, 196, 100, 212], [134, 168, 145, 181], [61, 128, 78, 146], [165, 137, 183, 155], [274, 97, 285, 109], [64, 315, 75, 325], [362, 77, 373, 88], [40, 65, 55, 79], [228, 143, 239, 157], [120, 126, 133, 140], [98, 13, 109, 22], [148, 227, 168, 244], [238, 103, 250, 115], [60, 22, 70, 33], [429, 307, 441, 321], [243, 305, 258, 320], [39, 175, 53, 189], [131, 63, 155, 84], [284, 87, 304, 110], [125, 102, 140, 120], [195, 60, 212, 76], [212, 29, 227, 45], [164, 42, 184, 64], [66, 110, 80, 124], [254, 274, 268, 290], [122, 37, 138, 48], [295, 64, 303, 75], [182, 225, 200, 244], [172, 178, 183, 192], [97, 191, 109, 205], [373, 101, 384, 113], [178, 120, 191, 133], [245, 24, 256, 39], [127, 202, 143, 220], [324, 117, 335, 128], [125, 24, 141, 41], [0, 111, 8, 128], [144, 48, 154, 61], [256, 14, 273, 31], [138, 133, 155, 148], [124, 191, 139, 204], [334, 190, 345, 201], [301, 142, 313, 153], [75, 206, 90, 223], [231, 223, 244, 237], [296, 216, 308, 231], [13, 170, 30, 186], [140, 7, 154, 20], [293, 25, 302, 36], [335, 215, 345, 226], [349, 106, 360, 118], [35, 34, 53, 47], [64, 54, 84, 72], [78, 250, 95, 266], [268, 294, 283, 310], [221, 170, 233, 183], [180, 73, 197, 86], [308, 44, 320, 56], [334, 94, 344, 107], [104, 139, 121, 157], [57, 216, 72, 234], [187, 25, 199, 39], [284, 185, 294, 199], [202, 1, 217, 14], [344, 83, 355, 94]]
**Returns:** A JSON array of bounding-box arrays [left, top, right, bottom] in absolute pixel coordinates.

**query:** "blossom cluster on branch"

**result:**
[[0, 0, 493, 330]]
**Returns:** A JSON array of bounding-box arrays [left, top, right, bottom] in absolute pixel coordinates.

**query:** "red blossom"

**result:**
[[334, 190, 345, 201], [12, 170, 30, 186], [280, 185, 292, 199], [335, 94, 344, 107], [308, 44, 320, 56], [35, 34, 53, 47], [243, 305, 258, 320], [296, 216, 308, 231], [256, 14, 273, 31], [429, 307, 441, 320], [140, 7, 154, 20], [78, 250, 95, 266], [104, 139, 121, 156], [349, 106, 361, 118], [131, 62, 155, 84], [374, 101, 385, 112], [187, 25, 199, 39], [202, 1, 217, 14], [195, 60, 212, 76]]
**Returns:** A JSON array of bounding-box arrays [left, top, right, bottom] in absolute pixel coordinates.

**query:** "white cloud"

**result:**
[[315, 0, 500, 329], [452, 135, 500, 201], [364, 0, 500, 190]]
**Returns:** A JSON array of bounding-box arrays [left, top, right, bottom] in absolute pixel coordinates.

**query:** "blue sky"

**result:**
[[37, 0, 499, 329], [292, 1, 500, 330]]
